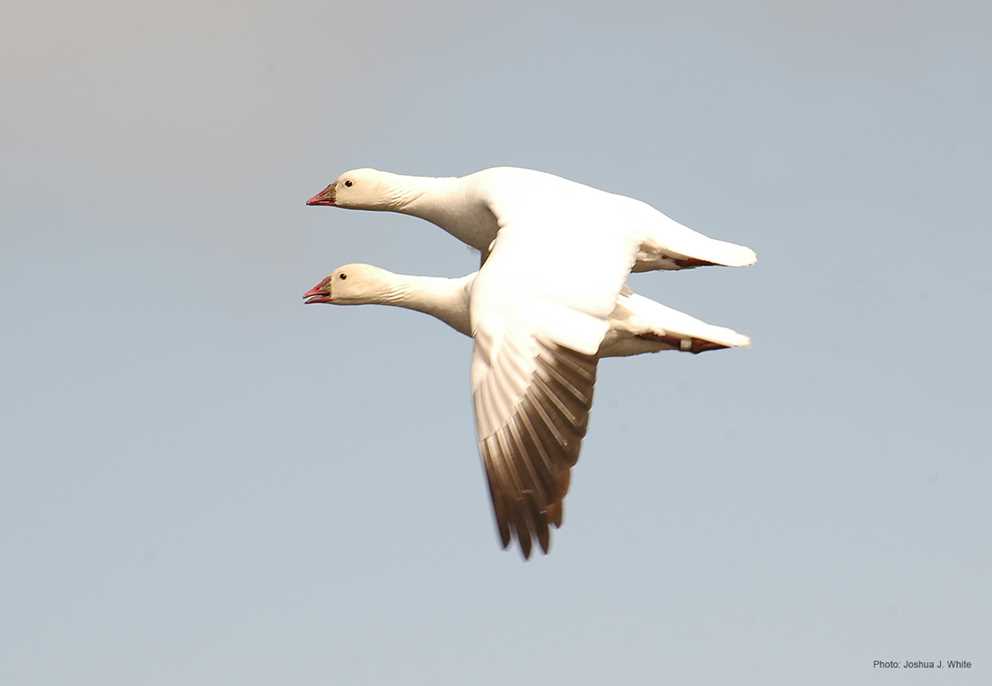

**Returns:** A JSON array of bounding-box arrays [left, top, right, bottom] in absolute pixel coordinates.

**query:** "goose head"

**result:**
[[306, 168, 404, 210], [303, 263, 395, 305]]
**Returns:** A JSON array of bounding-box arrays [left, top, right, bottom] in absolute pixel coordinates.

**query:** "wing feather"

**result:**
[[472, 333, 598, 558], [465, 178, 634, 557]]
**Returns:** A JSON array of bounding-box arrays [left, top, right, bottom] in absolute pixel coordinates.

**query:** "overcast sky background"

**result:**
[[2, 1, 989, 683]]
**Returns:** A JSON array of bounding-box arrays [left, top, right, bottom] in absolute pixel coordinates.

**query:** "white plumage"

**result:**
[[305, 167, 756, 557]]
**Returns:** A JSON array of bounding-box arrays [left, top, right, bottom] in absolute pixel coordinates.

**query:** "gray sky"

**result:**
[[2, 1, 989, 683]]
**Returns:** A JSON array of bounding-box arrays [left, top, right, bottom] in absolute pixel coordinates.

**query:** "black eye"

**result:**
[[339, 273, 347, 280], [344, 180, 353, 187]]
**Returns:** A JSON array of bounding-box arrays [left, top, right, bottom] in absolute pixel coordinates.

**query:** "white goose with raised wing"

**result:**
[[306, 166, 757, 271], [304, 262, 750, 557]]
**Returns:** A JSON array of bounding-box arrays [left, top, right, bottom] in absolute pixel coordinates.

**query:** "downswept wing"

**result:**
[[471, 322, 599, 558], [467, 195, 637, 557]]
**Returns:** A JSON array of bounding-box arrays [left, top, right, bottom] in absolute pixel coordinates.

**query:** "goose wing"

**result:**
[[467, 191, 636, 556]]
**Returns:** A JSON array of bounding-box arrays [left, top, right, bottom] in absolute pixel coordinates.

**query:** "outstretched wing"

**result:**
[[471, 324, 598, 558], [466, 174, 639, 557], [459, 168, 752, 555]]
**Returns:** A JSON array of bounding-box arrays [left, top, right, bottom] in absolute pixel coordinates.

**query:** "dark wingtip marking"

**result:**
[[478, 338, 599, 558], [537, 520, 551, 554]]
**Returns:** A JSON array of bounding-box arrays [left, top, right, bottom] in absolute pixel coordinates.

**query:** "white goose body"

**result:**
[[304, 167, 756, 557], [305, 263, 749, 557], [308, 167, 758, 270], [308, 266, 749, 357]]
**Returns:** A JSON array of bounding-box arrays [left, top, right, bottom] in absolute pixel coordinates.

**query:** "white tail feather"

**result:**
[[617, 293, 751, 348]]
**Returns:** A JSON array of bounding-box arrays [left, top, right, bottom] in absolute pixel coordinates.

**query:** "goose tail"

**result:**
[[620, 293, 752, 352]]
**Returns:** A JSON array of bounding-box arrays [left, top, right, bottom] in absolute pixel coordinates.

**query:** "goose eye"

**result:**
[[344, 180, 353, 187], [339, 273, 347, 280]]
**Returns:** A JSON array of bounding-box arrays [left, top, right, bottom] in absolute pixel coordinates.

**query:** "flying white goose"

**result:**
[[304, 263, 750, 557], [306, 167, 757, 270]]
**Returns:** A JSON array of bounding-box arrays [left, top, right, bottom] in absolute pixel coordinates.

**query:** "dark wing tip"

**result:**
[[536, 518, 551, 554], [476, 339, 599, 559], [514, 512, 533, 559]]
